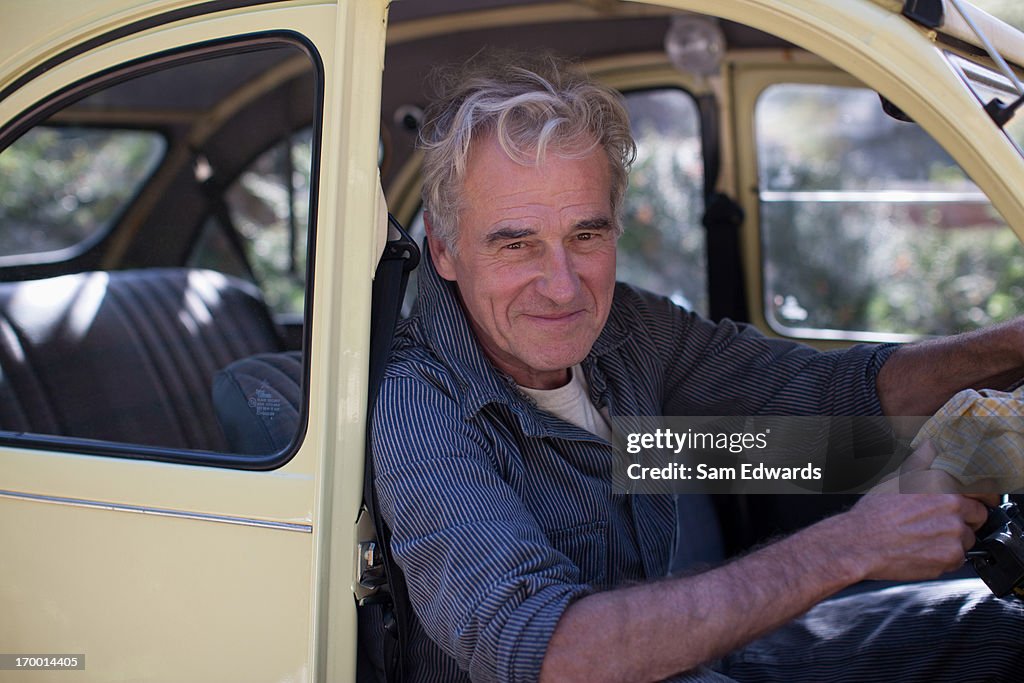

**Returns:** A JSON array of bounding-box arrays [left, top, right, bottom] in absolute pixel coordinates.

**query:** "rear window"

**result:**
[[0, 127, 164, 262], [620, 88, 707, 314], [189, 127, 312, 318]]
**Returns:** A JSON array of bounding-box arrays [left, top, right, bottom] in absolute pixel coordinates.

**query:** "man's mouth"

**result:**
[[524, 310, 585, 324]]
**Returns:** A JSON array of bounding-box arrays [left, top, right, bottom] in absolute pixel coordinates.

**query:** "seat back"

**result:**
[[0, 268, 283, 451]]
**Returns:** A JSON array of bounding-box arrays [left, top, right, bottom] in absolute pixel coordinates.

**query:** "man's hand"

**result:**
[[834, 491, 989, 582], [848, 439, 997, 580], [540, 479, 995, 682]]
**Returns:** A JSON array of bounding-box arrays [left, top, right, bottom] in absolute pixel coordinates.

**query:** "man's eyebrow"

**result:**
[[484, 226, 535, 244], [576, 217, 614, 231]]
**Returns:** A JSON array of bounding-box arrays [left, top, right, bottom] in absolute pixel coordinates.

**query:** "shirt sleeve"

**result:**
[[618, 288, 898, 417], [372, 365, 592, 683]]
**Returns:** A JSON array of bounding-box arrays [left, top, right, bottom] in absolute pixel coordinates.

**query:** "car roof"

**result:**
[[4, 1, 1021, 111]]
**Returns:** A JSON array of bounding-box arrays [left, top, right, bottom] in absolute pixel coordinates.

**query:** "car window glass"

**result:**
[[620, 89, 707, 315], [0, 39, 317, 465], [190, 127, 312, 318], [0, 127, 164, 263], [757, 83, 1024, 339]]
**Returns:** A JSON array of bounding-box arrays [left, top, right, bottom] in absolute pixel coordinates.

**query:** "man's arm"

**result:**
[[877, 318, 1024, 417], [540, 492, 988, 683], [373, 368, 598, 682]]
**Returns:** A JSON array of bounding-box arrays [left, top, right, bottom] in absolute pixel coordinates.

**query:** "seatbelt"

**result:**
[[362, 214, 419, 682], [695, 93, 753, 550], [702, 191, 748, 323], [695, 92, 749, 325]]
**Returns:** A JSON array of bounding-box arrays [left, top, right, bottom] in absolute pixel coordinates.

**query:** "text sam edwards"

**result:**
[[627, 462, 823, 481]]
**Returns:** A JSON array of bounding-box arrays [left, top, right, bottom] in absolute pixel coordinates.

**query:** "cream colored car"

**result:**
[[1, 1, 1023, 681]]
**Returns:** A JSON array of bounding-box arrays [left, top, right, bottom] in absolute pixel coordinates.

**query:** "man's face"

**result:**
[[428, 135, 617, 390]]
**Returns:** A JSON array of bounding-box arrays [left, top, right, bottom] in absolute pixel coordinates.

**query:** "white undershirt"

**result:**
[[518, 365, 612, 441]]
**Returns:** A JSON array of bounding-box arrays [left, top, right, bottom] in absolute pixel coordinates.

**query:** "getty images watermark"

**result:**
[[610, 415, 905, 494]]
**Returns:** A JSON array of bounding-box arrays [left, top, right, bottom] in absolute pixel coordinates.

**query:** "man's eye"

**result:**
[[576, 232, 594, 241], [504, 241, 524, 250]]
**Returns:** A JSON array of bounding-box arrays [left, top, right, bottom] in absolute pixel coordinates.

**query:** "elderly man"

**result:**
[[371, 52, 1024, 682]]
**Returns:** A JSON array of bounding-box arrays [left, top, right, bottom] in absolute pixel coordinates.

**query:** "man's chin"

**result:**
[[519, 347, 591, 375]]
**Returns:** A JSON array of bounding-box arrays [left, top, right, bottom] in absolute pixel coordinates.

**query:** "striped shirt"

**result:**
[[372, 254, 897, 683]]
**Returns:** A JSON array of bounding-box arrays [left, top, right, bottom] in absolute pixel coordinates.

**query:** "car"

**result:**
[[2, 0, 1023, 680]]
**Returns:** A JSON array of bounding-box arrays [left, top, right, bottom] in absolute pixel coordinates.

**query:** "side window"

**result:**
[[0, 38, 318, 464], [620, 89, 707, 315], [0, 128, 164, 262], [757, 83, 1024, 338]]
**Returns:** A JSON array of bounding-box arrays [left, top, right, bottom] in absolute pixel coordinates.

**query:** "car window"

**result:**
[[620, 89, 707, 315], [0, 38, 318, 465], [757, 83, 1024, 339], [0, 127, 164, 263]]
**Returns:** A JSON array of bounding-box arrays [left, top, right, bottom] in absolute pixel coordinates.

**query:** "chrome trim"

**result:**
[[0, 489, 312, 532], [763, 316, 925, 344]]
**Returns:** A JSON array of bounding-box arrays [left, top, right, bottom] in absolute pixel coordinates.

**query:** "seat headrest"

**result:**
[[212, 351, 302, 455]]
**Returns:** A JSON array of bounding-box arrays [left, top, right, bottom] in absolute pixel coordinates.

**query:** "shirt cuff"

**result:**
[[497, 583, 592, 683]]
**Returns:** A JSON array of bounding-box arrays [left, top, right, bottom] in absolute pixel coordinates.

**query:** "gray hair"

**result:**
[[419, 51, 637, 250]]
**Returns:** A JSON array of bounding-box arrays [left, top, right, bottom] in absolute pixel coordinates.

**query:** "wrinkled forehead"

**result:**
[[452, 136, 613, 240], [459, 131, 609, 193]]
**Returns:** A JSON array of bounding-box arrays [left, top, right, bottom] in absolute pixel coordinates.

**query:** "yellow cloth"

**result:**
[[912, 386, 1024, 492]]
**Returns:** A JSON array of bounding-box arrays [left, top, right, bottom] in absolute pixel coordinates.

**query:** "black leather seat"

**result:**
[[0, 268, 283, 451]]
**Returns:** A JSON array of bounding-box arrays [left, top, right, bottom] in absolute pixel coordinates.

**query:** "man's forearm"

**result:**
[[538, 490, 984, 683], [877, 318, 1024, 417], [539, 514, 864, 683]]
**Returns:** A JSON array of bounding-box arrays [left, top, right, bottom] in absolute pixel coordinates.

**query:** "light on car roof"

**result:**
[[664, 14, 725, 78]]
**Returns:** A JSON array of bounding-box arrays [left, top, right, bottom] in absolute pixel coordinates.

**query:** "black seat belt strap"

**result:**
[[703, 191, 747, 323], [364, 213, 419, 682]]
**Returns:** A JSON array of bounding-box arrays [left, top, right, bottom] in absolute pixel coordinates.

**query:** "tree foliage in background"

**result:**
[[759, 84, 1024, 337], [619, 90, 707, 314], [0, 128, 162, 257]]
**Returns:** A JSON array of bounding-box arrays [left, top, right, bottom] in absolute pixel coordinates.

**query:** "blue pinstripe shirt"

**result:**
[[372, 254, 897, 682]]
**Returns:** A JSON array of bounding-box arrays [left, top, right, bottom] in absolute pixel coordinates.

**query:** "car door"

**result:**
[[0, 2, 388, 681]]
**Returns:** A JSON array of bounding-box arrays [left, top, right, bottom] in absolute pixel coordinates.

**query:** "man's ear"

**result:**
[[424, 212, 458, 281]]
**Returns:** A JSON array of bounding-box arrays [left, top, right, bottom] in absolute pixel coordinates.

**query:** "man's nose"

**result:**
[[535, 245, 580, 304]]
